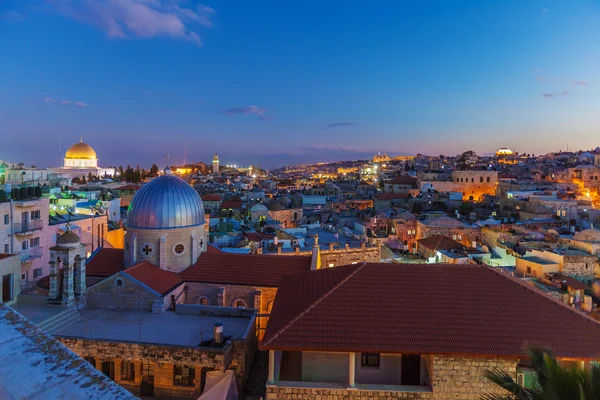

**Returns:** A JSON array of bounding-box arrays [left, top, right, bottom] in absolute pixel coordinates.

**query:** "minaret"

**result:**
[[213, 153, 220, 174]]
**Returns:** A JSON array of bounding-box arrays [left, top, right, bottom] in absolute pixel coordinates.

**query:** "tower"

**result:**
[[213, 153, 220, 174], [47, 225, 87, 306]]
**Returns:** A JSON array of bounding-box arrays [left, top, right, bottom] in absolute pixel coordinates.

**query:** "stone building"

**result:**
[[416, 216, 480, 248], [420, 171, 498, 201], [516, 248, 598, 279], [48, 139, 115, 179], [262, 263, 600, 399], [0, 253, 20, 305], [383, 175, 418, 193]]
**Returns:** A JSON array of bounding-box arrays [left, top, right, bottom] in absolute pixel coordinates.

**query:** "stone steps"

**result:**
[[38, 306, 82, 334]]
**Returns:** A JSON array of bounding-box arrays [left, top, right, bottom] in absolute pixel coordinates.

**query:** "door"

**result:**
[[141, 362, 155, 397], [21, 211, 29, 230], [2, 274, 12, 302], [102, 361, 115, 379], [401, 354, 421, 386]]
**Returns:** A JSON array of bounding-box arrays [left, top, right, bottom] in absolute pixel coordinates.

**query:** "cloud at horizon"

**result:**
[[219, 106, 272, 121], [324, 122, 359, 128], [43, 97, 88, 107]]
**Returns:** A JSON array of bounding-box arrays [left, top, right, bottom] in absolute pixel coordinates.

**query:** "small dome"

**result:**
[[57, 229, 80, 247], [268, 202, 286, 211], [127, 175, 205, 229], [250, 204, 268, 212], [65, 141, 97, 160], [573, 229, 600, 243]]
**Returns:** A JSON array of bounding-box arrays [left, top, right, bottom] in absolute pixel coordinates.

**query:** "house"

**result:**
[[383, 175, 418, 193], [261, 263, 600, 400], [416, 235, 466, 262]]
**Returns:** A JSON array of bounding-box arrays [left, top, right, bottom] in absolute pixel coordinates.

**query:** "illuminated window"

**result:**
[[233, 298, 248, 309], [173, 365, 195, 386], [121, 361, 135, 381]]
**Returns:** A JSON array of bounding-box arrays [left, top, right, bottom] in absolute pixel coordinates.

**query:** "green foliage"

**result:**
[[481, 347, 600, 400]]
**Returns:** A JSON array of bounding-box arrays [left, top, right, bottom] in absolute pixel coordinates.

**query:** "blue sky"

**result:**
[[1, 0, 599, 168]]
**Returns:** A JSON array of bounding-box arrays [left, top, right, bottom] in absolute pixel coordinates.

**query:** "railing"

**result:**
[[20, 247, 44, 263], [13, 220, 45, 234]]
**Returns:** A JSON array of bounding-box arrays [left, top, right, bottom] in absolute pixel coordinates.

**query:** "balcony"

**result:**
[[13, 220, 44, 235], [20, 247, 43, 264]]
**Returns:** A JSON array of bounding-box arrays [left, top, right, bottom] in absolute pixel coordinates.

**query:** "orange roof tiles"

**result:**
[[86, 248, 125, 277], [387, 175, 417, 186], [180, 252, 311, 287], [124, 261, 182, 295], [262, 263, 600, 359]]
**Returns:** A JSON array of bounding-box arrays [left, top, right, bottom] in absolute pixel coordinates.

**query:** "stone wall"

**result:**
[[57, 335, 254, 399], [417, 224, 481, 248], [562, 255, 597, 279], [266, 355, 517, 400], [87, 273, 158, 311], [319, 245, 380, 267]]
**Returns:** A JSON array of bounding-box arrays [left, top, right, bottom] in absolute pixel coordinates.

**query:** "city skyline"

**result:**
[[1, 0, 599, 168]]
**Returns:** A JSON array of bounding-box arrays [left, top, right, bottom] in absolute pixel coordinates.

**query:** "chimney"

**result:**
[[295, 246, 300, 254], [213, 323, 224, 344], [273, 236, 279, 246], [277, 245, 282, 255], [345, 243, 350, 250], [313, 234, 319, 248]]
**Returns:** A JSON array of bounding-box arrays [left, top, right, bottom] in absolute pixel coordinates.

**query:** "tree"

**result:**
[[150, 164, 159, 177], [481, 346, 600, 400], [458, 202, 474, 215]]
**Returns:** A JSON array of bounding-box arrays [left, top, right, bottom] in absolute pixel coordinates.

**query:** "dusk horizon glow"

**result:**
[[1, 0, 599, 168]]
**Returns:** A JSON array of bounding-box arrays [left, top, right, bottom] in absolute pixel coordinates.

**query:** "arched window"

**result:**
[[232, 298, 248, 309], [486, 177, 490, 183], [267, 300, 274, 314], [196, 296, 210, 306], [480, 176, 483, 183]]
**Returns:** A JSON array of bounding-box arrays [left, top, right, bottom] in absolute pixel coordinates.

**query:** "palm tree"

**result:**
[[481, 347, 600, 400]]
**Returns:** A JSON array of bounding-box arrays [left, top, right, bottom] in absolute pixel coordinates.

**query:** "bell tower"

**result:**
[[47, 225, 88, 307]]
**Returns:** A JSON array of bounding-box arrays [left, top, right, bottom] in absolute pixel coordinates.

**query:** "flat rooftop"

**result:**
[[53, 308, 252, 347]]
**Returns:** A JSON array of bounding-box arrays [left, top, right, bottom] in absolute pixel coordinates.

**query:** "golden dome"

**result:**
[[65, 141, 97, 160]]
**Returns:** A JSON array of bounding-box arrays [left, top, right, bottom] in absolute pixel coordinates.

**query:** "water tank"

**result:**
[[0, 190, 6, 202], [20, 187, 28, 199], [213, 323, 224, 344], [12, 188, 21, 200]]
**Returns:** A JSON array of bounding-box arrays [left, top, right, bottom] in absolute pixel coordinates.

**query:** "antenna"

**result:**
[[165, 151, 171, 168]]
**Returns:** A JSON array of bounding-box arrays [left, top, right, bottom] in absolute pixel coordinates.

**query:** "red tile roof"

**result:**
[[206, 243, 223, 253], [262, 263, 600, 359], [377, 193, 410, 201], [124, 261, 182, 295], [245, 232, 275, 242], [115, 184, 141, 191], [417, 235, 465, 251], [86, 248, 125, 277], [201, 194, 222, 201], [221, 200, 243, 209], [387, 175, 417, 186], [180, 252, 311, 287]]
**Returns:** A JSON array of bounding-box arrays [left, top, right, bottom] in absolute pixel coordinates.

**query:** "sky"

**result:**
[[1, 0, 599, 169]]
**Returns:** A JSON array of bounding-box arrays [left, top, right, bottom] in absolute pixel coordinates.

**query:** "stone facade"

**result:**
[[417, 222, 480, 248], [87, 273, 159, 312], [124, 225, 207, 273], [269, 208, 303, 228], [266, 355, 516, 400], [59, 321, 256, 399]]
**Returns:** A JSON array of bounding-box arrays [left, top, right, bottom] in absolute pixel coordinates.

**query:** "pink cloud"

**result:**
[[43, 97, 88, 107]]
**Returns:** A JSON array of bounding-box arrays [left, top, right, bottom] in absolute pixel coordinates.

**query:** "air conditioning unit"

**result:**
[[516, 373, 525, 386]]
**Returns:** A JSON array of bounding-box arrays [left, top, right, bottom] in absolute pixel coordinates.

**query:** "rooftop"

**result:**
[[0, 303, 135, 400], [124, 261, 182, 295], [262, 263, 600, 359]]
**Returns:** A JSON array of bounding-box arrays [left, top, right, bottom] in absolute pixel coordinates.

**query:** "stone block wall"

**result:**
[[319, 246, 380, 267], [562, 255, 597, 279], [265, 354, 517, 400], [87, 273, 158, 311]]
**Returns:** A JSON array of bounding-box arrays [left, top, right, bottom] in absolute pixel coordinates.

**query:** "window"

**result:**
[[31, 210, 41, 220], [121, 361, 135, 381], [33, 268, 42, 278], [486, 177, 490, 183], [30, 237, 40, 248], [527, 266, 532, 274], [174, 365, 195, 386], [84, 357, 96, 366], [3, 244, 8, 253], [480, 177, 483, 183], [102, 361, 115, 380], [196, 296, 210, 306], [471, 178, 474, 182], [361, 353, 380, 368], [3, 214, 8, 225], [233, 298, 248, 309], [174, 244, 185, 254], [21, 241, 28, 251]]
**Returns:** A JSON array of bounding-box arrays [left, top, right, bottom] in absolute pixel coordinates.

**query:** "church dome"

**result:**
[[65, 141, 97, 160], [56, 228, 81, 248], [126, 173, 205, 230]]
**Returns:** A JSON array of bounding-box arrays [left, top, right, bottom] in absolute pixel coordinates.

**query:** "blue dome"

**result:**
[[126, 174, 205, 229]]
